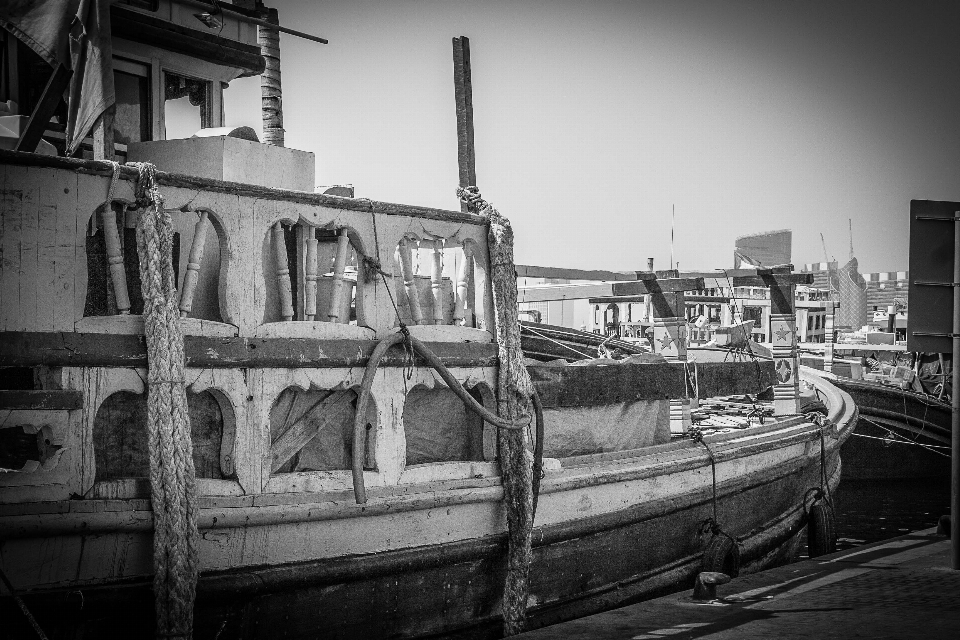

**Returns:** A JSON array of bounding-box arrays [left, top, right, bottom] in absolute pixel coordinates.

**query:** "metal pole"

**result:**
[[952, 211, 960, 569]]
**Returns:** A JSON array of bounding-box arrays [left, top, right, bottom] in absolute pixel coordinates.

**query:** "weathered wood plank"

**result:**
[[37, 168, 59, 331], [0, 150, 486, 226], [0, 390, 84, 410], [453, 36, 477, 214], [528, 360, 776, 407], [730, 273, 813, 287], [516, 265, 655, 282], [17, 168, 39, 331], [0, 331, 499, 369], [270, 389, 353, 473], [610, 277, 705, 296]]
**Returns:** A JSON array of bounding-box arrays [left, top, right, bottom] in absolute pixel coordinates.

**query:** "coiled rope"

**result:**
[[130, 162, 200, 640]]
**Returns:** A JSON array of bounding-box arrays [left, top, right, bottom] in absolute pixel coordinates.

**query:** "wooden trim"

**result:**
[[0, 331, 498, 369], [0, 150, 487, 225], [730, 273, 814, 287], [610, 277, 705, 295], [111, 5, 266, 76], [516, 265, 656, 282], [0, 390, 83, 410]]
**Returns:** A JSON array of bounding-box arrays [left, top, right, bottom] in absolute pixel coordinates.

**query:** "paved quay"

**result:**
[[518, 528, 959, 640]]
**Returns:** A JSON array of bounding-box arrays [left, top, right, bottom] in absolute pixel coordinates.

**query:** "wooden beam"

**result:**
[[453, 36, 476, 214], [15, 64, 71, 153], [730, 273, 813, 287], [680, 265, 794, 279], [610, 277, 705, 296], [0, 331, 498, 369], [515, 265, 656, 282], [589, 294, 730, 305], [0, 390, 84, 410], [529, 359, 776, 407]]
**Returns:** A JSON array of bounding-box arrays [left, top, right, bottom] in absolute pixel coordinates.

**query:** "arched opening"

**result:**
[[93, 389, 227, 481], [269, 387, 373, 473], [402, 385, 487, 466]]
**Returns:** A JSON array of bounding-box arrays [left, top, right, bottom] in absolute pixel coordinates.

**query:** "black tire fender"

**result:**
[[807, 500, 838, 558], [703, 534, 741, 578]]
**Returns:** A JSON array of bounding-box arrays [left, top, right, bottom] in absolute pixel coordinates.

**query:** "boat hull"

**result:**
[[1, 410, 851, 639]]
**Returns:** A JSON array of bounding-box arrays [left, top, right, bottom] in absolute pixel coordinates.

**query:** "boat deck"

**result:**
[[518, 527, 958, 639]]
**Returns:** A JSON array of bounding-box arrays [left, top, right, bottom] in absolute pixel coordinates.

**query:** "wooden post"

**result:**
[[650, 290, 691, 433], [823, 300, 835, 374], [327, 228, 351, 323], [259, 8, 284, 147], [452, 36, 476, 214], [179, 211, 210, 317], [770, 283, 800, 415], [398, 237, 423, 325], [272, 222, 294, 321], [454, 243, 474, 326], [430, 239, 445, 325], [304, 227, 319, 321], [101, 205, 130, 315]]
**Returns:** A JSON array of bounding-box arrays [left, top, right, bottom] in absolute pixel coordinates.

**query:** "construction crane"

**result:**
[[820, 233, 835, 263]]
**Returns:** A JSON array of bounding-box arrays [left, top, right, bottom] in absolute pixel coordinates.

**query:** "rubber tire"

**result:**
[[703, 534, 741, 578], [807, 501, 838, 558], [798, 397, 828, 416]]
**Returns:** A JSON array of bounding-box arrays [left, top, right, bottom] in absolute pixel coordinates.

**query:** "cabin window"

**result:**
[[403, 386, 486, 466], [164, 72, 209, 139], [113, 58, 152, 145], [93, 390, 227, 481], [269, 387, 369, 473]]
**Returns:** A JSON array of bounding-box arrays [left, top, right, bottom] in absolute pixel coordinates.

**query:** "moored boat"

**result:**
[[0, 4, 859, 638]]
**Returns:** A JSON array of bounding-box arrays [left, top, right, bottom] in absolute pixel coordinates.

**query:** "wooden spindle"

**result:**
[[328, 228, 351, 323], [101, 204, 130, 314], [453, 243, 473, 325], [430, 238, 445, 325], [304, 227, 319, 321], [179, 211, 210, 318], [272, 222, 294, 321], [398, 237, 423, 325]]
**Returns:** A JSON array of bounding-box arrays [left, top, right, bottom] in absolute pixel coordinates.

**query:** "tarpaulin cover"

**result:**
[[541, 400, 670, 458], [269, 388, 361, 473], [403, 387, 485, 466]]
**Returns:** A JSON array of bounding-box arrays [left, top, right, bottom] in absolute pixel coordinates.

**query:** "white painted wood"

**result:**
[[74, 315, 238, 337], [327, 228, 350, 323], [430, 238, 445, 325], [179, 210, 210, 317], [454, 242, 473, 326], [397, 236, 422, 325], [272, 221, 294, 321], [100, 204, 130, 315], [304, 226, 318, 320]]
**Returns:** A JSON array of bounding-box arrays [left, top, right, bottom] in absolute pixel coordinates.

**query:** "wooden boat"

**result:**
[[0, 4, 858, 639]]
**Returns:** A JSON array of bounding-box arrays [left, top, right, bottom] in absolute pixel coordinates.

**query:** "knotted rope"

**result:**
[[131, 162, 200, 640], [459, 186, 535, 636]]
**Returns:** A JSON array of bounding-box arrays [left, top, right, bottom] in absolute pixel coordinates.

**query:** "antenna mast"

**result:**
[[670, 204, 675, 270], [848, 219, 854, 260]]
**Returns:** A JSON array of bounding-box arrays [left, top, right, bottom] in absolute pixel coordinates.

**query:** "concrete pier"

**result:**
[[519, 528, 958, 639]]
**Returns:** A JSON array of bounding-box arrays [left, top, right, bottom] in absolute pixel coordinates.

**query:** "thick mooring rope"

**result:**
[[459, 186, 535, 636], [131, 162, 200, 640]]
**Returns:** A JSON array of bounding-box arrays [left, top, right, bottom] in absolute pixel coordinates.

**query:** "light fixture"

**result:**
[[195, 11, 223, 29]]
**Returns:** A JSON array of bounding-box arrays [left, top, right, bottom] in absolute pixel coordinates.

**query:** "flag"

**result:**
[[0, 0, 114, 155]]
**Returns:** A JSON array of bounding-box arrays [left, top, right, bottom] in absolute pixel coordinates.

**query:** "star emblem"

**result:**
[[658, 332, 675, 351], [774, 325, 794, 343], [776, 359, 793, 384]]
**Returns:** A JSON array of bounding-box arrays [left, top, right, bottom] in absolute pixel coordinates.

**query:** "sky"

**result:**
[[222, 0, 960, 275]]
